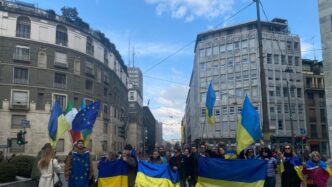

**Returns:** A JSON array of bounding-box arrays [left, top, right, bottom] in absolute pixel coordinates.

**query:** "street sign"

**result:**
[[300, 128, 306, 135], [21, 119, 30, 128]]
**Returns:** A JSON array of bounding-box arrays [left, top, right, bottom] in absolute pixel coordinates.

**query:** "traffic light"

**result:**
[[16, 130, 27, 145]]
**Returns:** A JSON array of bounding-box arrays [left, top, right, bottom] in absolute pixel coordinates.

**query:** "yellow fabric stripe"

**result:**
[[98, 175, 128, 187], [135, 172, 180, 187], [50, 115, 70, 148], [205, 108, 215, 125], [326, 167, 332, 176], [196, 176, 265, 187], [236, 117, 255, 154], [294, 165, 304, 181]]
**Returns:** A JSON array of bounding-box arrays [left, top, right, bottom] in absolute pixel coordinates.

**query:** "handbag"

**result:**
[[52, 159, 63, 187]]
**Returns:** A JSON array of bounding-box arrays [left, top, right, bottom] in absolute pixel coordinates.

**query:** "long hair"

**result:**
[[38, 146, 54, 170]]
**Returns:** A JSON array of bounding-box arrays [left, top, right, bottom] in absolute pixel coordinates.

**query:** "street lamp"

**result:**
[[285, 67, 295, 148]]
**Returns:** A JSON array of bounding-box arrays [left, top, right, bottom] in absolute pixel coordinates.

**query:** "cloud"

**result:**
[[145, 0, 235, 22], [301, 38, 318, 59]]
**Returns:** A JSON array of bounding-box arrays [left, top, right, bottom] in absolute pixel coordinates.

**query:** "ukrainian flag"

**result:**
[[196, 157, 267, 187], [305, 159, 332, 176], [206, 80, 216, 125], [236, 95, 261, 154], [135, 161, 180, 187], [224, 150, 237, 160], [279, 156, 304, 180], [98, 160, 128, 187]]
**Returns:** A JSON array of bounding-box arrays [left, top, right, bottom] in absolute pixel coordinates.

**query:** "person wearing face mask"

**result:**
[[259, 147, 279, 187], [278, 144, 303, 187], [303, 151, 331, 187], [65, 139, 94, 187]]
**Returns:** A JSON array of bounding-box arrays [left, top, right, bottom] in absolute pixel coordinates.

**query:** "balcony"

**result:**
[[85, 67, 95, 77], [13, 54, 30, 62], [14, 78, 28, 85], [54, 82, 66, 89], [10, 101, 29, 110]]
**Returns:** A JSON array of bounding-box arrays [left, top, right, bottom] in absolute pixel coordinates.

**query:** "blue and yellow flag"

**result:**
[[196, 157, 267, 187], [305, 160, 332, 176], [236, 95, 261, 154], [279, 156, 304, 180], [48, 100, 70, 148], [224, 150, 237, 159], [135, 161, 180, 187], [98, 160, 128, 187], [206, 81, 216, 125]]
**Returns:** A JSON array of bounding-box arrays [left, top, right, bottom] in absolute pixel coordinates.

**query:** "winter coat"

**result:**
[[148, 157, 163, 164], [303, 160, 330, 187], [188, 152, 199, 181], [123, 155, 137, 187], [38, 159, 61, 187]]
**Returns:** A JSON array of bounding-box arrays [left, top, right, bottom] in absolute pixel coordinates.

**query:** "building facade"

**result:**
[[126, 67, 144, 151], [184, 18, 306, 146], [143, 106, 156, 154], [0, 0, 129, 156], [302, 59, 329, 156], [155, 121, 163, 146], [318, 0, 332, 158]]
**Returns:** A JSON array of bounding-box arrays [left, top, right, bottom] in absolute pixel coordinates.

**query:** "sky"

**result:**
[[25, 0, 322, 141]]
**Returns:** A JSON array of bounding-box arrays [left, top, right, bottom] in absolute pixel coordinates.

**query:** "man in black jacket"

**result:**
[[188, 146, 199, 187]]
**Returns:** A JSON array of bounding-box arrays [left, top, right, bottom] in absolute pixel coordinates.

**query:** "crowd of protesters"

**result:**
[[27, 140, 331, 187]]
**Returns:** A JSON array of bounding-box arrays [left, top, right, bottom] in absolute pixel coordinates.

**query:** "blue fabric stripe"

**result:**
[[205, 81, 216, 117], [137, 161, 179, 184], [241, 96, 261, 141], [98, 160, 128, 178], [48, 100, 62, 140], [198, 157, 267, 183]]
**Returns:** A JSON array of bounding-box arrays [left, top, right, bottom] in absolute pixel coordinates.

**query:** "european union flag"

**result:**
[[72, 101, 101, 131], [48, 101, 62, 141], [205, 81, 216, 125]]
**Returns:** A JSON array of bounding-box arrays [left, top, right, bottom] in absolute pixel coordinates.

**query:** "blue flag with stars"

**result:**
[[68, 151, 90, 187], [72, 101, 101, 131]]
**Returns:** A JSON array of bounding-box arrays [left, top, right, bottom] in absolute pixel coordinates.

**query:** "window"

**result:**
[[103, 104, 109, 114], [38, 51, 47, 68], [11, 115, 26, 129], [86, 36, 94, 55], [53, 93, 67, 111], [288, 56, 293, 66], [269, 91, 274, 96], [277, 104, 282, 113], [103, 122, 108, 134], [227, 58, 234, 67], [227, 43, 233, 51], [267, 54, 272, 64], [54, 52, 68, 67], [200, 63, 205, 72], [212, 46, 219, 55], [310, 124, 317, 138], [281, 55, 286, 65], [200, 49, 205, 57], [270, 107, 275, 113], [206, 47, 212, 56], [74, 59, 80, 74], [85, 79, 93, 91], [102, 141, 107, 152], [276, 86, 281, 96], [13, 45, 30, 61], [242, 40, 248, 48], [11, 90, 29, 108], [297, 88, 302, 98], [54, 72, 66, 89], [298, 104, 303, 113], [219, 45, 226, 52], [283, 87, 288, 97], [234, 41, 240, 50], [16, 16, 30, 38], [235, 88, 242, 97], [10, 138, 24, 153], [200, 92, 206, 103], [104, 87, 108, 96], [215, 109, 221, 116], [56, 25, 68, 46], [201, 108, 206, 117], [309, 109, 316, 122], [284, 104, 289, 113], [56, 139, 64, 152], [278, 120, 283, 130], [320, 109, 326, 123], [294, 42, 299, 50], [36, 92, 44, 110], [14, 67, 28, 84], [274, 54, 279, 64], [290, 87, 295, 97], [229, 107, 235, 114], [295, 57, 299, 66], [243, 71, 249, 79], [287, 41, 292, 51], [85, 61, 95, 76], [222, 106, 228, 114], [322, 125, 327, 138]]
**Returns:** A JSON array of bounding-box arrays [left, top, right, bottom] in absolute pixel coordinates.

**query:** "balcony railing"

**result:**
[[14, 78, 28, 84], [13, 54, 30, 62]]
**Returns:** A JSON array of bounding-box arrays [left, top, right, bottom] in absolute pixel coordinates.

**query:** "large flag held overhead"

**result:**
[[98, 160, 128, 187], [196, 157, 267, 187], [236, 95, 262, 154], [205, 80, 216, 125], [135, 161, 180, 187], [72, 101, 101, 131], [48, 101, 70, 147]]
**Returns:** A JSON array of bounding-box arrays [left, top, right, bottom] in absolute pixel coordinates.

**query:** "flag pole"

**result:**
[[200, 115, 207, 144]]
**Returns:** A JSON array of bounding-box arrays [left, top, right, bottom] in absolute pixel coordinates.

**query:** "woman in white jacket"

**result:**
[[38, 146, 61, 187]]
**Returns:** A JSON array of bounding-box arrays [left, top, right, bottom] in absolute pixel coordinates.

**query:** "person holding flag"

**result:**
[[303, 151, 331, 187]]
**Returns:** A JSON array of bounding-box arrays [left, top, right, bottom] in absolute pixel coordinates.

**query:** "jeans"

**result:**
[[264, 176, 276, 187]]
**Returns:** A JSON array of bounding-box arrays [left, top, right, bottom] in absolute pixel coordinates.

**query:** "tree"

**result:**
[[61, 7, 78, 22]]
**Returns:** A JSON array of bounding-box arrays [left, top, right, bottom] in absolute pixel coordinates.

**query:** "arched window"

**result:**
[[56, 25, 68, 46], [86, 36, 94, 55], [16, 16, 30, 38]]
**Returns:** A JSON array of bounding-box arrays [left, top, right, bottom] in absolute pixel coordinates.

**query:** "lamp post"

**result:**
[[285, 67, 295, 148]]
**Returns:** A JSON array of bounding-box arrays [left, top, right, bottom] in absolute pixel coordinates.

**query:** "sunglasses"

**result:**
[[284, 147, 291, 150]]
